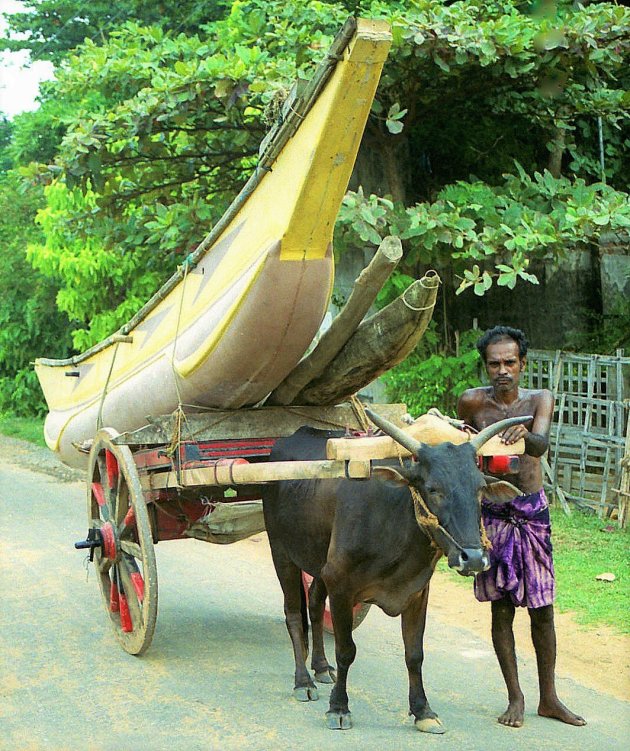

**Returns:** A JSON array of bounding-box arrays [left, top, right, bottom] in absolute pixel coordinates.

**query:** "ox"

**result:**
[[262, 409, 530, 732]]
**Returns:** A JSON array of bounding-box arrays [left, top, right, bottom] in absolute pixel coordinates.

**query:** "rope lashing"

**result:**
[[401, 270, 441, 312], [96, 341, 121, 431], [349, 394, 371, 433], [166, 257, 197, 487]]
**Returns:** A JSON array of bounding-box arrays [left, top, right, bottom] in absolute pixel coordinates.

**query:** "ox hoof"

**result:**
[[294, 686, 319, 702], [326, 710, 352, 730], [415, 717, 446, 734], [315, 667, 336, 684]]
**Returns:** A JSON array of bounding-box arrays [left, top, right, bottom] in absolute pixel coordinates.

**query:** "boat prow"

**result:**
[[35, 18, 392, 468]]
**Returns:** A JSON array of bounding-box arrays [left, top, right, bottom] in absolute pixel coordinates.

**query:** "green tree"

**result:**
[[0, 171, 74, 414], [1, 0, 230, 64], [42, 0, 630, 310], [3, 0, 628, 413]]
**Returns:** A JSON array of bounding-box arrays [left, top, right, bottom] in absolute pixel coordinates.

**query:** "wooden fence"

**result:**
[[523, 349, 629, 524]]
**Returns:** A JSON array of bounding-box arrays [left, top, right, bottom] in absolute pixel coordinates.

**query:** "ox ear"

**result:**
[[482, 477, 524, 504], [372, 466, 410, 487]]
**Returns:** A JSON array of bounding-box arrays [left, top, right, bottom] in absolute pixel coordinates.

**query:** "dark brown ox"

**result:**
[[262, 409, 531, 733]]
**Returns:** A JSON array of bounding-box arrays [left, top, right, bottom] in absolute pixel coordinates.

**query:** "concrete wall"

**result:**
[[439, 248, 601, 349], [600, 248, 630, 315]]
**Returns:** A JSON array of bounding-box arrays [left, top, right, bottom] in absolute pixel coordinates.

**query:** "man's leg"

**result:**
[[529, 605, 586, 725], [491, 597, 525, 727]]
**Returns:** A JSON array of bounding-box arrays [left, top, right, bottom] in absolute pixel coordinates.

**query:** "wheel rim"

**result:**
[[87, 428, 158, 655]]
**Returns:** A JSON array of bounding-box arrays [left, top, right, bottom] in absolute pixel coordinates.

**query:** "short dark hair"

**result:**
[[476, 325, 528, 361]]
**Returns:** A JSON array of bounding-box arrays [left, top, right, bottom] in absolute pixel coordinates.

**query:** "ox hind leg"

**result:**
[[268, 544, 319, 702], [307, 577, 336, 684], [402, 585, 445, 734]]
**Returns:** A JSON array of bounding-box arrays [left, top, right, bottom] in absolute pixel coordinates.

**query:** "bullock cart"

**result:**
[[75, 402, 521, 656], [74, 401, 408, 655]]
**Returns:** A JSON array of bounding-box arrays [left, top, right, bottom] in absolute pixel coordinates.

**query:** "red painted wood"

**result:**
[[92, 482, 106, 507], [105, 449, 118, 489]]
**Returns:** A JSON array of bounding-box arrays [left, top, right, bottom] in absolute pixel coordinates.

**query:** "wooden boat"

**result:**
[[35, 19, 392, 468]]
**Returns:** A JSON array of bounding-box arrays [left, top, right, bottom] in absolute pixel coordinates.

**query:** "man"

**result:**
[[457, 325, 586, 728]]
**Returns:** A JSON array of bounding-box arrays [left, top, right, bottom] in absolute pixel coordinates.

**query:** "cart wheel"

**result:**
[[302, 572, 371, 634], [85, 428, 158, 655]]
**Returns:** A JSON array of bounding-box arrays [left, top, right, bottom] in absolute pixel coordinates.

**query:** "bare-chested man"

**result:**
[[457, 325, 586, 729]]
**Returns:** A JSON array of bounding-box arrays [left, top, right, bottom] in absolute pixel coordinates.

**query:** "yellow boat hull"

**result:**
[[35, 19, 392, 468]]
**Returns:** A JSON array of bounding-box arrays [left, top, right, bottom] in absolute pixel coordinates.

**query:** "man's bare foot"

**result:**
[[498, 697, 524, 727], [538, 698, 586, 726]]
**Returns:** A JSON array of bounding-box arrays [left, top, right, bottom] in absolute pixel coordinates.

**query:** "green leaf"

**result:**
[[433, 53, 450, 73], [386, 119, 404, 135]]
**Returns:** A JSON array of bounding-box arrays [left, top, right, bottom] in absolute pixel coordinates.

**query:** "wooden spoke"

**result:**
[[120, 540, 142, 559], [87, 428, 158, 655], [118, 559, 144, 629], [97, 556, 113, 576]]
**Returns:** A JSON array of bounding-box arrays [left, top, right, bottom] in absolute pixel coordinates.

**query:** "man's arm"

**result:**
[[500, 389, 554, 457], [457, 389, 481, 428]]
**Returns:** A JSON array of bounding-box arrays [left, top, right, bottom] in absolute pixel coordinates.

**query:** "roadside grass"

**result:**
[[550, 508, 629, 634], [0, 414, 46, 447], [440, 506, 629, 635]]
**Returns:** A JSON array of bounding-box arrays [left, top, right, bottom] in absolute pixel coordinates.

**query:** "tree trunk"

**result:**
[[291, 272, 440, 406], [547, 110, 569, 178]]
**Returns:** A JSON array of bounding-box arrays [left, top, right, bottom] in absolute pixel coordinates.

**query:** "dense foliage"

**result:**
[[0, 172, 73, 414], [0, 0, 628, 414], [337, 168, 630, 297], [381, 323, 481, 416], [0, 0, 229, 64]]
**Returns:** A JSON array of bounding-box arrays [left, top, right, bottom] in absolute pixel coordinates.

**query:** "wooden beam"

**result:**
[[326, 412, 525, 460], [114, 402, 408, 445], [141, 458, 372, 490], [267, 236, 403, 405]]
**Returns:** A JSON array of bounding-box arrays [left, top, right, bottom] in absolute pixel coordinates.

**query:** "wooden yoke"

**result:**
[[325, 412, 525, 461]]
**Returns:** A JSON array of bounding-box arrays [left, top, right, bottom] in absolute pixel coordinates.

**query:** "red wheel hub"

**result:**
[[100, 522, 117, 560]]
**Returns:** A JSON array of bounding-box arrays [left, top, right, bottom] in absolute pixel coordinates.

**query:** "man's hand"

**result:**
[[500, 423, 529, 445]]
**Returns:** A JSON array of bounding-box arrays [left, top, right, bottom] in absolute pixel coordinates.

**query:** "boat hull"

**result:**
[[35, 19, 392, 468]]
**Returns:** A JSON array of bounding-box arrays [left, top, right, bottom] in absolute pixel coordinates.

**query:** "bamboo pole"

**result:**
[[267, 236, 403, 406]]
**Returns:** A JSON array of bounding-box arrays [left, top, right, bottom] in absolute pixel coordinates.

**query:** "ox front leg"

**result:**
[[307, 577, 336, 684], [324, 588, 356, 729], [402, 585, 446, 734]]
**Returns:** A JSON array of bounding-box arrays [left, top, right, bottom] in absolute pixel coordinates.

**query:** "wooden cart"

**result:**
[[75, 402, 407, 654]]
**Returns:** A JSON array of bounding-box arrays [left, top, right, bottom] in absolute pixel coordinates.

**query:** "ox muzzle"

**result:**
[[447, 546, 490, 576]]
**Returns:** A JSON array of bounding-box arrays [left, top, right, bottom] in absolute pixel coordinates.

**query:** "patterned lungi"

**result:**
[[474, 488, 555, 609]]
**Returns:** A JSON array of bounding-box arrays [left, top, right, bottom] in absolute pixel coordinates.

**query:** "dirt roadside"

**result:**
[[2, 433, 627, 704], [428, 567, 630, 704]]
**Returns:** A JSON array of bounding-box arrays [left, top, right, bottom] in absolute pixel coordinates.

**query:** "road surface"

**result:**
[[1, 459, 628, 750]]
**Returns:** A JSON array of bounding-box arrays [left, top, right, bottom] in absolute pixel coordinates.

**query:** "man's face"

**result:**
[[484, 339, 524, 394]]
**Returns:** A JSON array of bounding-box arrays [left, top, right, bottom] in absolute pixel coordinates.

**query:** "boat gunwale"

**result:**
[[36, 18, 364, 369]]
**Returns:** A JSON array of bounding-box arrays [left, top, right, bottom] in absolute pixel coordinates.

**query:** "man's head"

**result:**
[[476, 326, 528, 395], [476, 325, 528, 362]]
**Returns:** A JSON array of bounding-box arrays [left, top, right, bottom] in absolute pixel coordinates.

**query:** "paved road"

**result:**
[[1, 459, 628, 751]]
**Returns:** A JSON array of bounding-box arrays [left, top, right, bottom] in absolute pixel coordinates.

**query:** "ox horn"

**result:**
[[469, 415, 533, 451], [365, 408, 423, 455]]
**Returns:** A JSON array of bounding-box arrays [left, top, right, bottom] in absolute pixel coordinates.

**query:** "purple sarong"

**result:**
[[474, 488, 555, 609]]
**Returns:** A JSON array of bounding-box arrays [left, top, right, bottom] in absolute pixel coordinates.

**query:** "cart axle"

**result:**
[[74, 528, 103, 562]]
